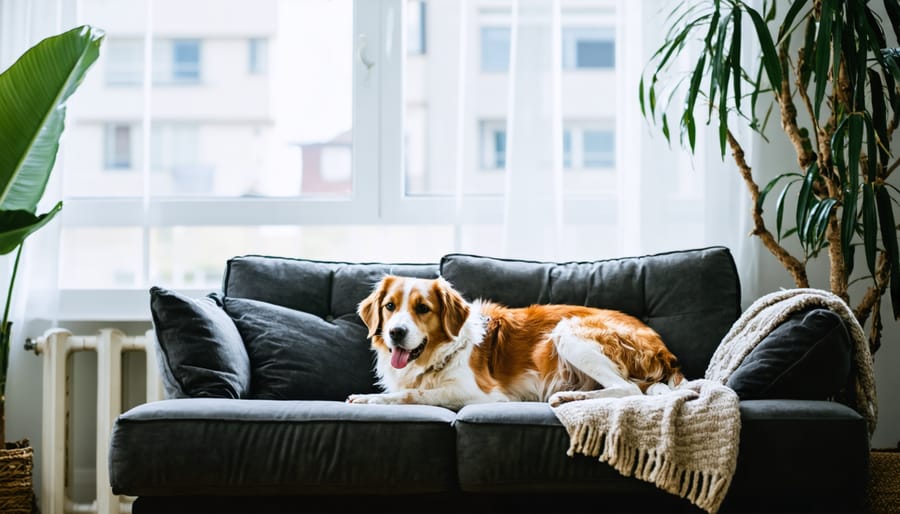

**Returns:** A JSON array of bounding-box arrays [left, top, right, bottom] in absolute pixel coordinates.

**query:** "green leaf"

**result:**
[[777, 1, 807, 44], [758, 172, 802, 209], [731, 9, 743, 114], [831, 14, 842, 98], [832, 116, 849, 186], [813, 198, 837, 250], [886, 0, 900, 43], [863, 184, 878, 278], [0, 203, 62, 255], [848, 114, 863, 184], [0, 25, 104, 213], [799, 16, 816, 87], [775, 180, 799, 240], [662, 113, 671, 143], [868, 69, 889, 167], [875, 186, 900, 318], [745, 5, 782, 95], [796, 161, 819, 250], [813, 1, 833, 120], [841, 172, 858, 269]]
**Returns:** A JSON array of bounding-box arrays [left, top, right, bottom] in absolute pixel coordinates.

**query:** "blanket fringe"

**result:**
[[567, 424, 731, 514]]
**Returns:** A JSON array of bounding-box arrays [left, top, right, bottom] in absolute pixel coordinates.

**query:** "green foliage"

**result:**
[[0, 26, 104, 410], [640, 0, 900, 352]]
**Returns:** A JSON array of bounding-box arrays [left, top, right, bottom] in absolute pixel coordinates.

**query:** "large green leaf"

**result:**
[[0, 203, 63, 255], [0, 25, 103, 214]]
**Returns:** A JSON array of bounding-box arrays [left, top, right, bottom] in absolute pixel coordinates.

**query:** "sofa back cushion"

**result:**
[[439, 246, 741, 379], [222, 255, 439, 398]]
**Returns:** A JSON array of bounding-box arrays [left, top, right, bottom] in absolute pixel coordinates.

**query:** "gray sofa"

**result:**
[[108, 246, 870, 513]]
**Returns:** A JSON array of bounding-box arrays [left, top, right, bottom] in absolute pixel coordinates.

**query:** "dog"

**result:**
[[347, 275, 684, 410]]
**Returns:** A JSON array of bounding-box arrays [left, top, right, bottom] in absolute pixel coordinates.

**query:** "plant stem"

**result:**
[[726, 129, 810, 287], [2, 244, 23, 330]]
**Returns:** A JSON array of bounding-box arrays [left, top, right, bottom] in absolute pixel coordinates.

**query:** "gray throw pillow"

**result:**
[[726, 307, 853, 400], [149, 287, 251, 399], [223, 297, 380, 400]]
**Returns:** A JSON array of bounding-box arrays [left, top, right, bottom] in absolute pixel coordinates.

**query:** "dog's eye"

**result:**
[[415, 304, 431, 315], [384, 302, 395, 312]]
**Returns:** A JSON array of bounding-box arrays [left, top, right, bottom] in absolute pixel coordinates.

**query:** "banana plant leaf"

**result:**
[[0, 25, 104, 255]]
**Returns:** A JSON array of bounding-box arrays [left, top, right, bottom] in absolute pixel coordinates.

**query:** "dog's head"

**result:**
[[358, 275, 470, 370]]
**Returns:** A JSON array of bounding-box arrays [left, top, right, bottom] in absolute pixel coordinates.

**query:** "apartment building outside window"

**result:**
[[54, 0, 622, 319]]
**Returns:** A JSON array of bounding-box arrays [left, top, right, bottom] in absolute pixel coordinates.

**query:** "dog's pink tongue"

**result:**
[[391, 348, 411, 369]]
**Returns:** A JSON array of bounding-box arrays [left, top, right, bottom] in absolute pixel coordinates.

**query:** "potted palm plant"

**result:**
[[0, 25, 103, 511], [638, 1, 898, 511], [640, 0, 899, 352]]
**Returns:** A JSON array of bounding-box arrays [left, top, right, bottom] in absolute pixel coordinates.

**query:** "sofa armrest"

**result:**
[[726, 399, 869, 511]]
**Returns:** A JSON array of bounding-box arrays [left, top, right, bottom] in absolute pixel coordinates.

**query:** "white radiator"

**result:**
[[27, 328, 164, 514]]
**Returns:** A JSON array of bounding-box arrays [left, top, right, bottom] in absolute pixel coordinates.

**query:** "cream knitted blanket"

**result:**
[[551, 380, 740, 514], [551, 288, 878, 514], [707, 287, 878, 435]]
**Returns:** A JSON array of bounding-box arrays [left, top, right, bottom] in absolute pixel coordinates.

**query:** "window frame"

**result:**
[[58, 0, 626, 321]]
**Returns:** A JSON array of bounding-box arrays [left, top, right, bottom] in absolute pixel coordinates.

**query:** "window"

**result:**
[[407, 1, 426, 55], [171, 40, 201, 82], [480, 121, 507, 170], [105, 40, 142, 85], [583, 129, 614, 168], [562, 28, 615, 69], [480, 27, 510, 72], [248, 38, 268, 74], [561, 122, 616, 170], [104, 124, 135, 170], [52, 0, 625, 320]]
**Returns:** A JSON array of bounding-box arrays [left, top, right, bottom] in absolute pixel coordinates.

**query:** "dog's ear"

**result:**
[[435, 277, 470, 339], [358, 276, 392, 338]]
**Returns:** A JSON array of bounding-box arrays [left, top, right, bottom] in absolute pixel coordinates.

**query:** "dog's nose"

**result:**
[[389, 326, 407, 342]]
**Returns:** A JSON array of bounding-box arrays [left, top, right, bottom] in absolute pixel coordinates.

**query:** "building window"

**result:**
[[171, 40, 201, 82], [407, 1, 426, 55], [480, 121, 507, 170], [480, 27, 510, 72], [583, 129, 614, 168], [248, 38, 268, 74], [563, 123, 615, 169], [562, 28, 614, 69], [104, 124, 134, 170], [106, 40, 143, 85]]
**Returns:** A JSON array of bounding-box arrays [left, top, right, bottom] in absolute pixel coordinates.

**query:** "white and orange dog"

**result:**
[[348, 275, 684, 410]]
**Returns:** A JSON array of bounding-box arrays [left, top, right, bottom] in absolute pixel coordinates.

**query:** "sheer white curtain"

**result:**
[[451, 0, 758, 303]]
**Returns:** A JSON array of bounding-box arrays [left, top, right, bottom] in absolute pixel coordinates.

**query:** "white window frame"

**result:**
[[58, 0, 627, 320]]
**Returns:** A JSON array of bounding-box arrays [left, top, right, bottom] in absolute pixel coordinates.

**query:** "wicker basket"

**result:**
[[868, 448, 900, 514], [0, 439, 34, 514]]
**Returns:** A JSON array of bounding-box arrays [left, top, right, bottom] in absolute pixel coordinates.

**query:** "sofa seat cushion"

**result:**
[[454, 402, 678, 498], [456, 400, 868, 510], [110, 399, 458, 496]]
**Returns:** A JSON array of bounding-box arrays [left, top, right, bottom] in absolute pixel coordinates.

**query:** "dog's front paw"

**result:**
[[548, 390, 590, 407], [347, 393, 388, 404]]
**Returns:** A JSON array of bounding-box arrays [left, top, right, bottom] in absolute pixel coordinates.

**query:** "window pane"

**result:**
[[480, 27, 510, 72], [583, 129, 614, 168], [171, 40, 201, 81], [150, 225, 455, 289], [67, 0, 352, 199], [60, 228, 143, 288], [562, 27, 614, 69], [248, 38, 268, 74]]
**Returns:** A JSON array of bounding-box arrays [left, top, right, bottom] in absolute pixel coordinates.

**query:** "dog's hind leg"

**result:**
[[547, 318, 642, 407]]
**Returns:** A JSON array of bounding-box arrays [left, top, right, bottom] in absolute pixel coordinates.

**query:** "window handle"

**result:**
[[358, 34, 375, 70]]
